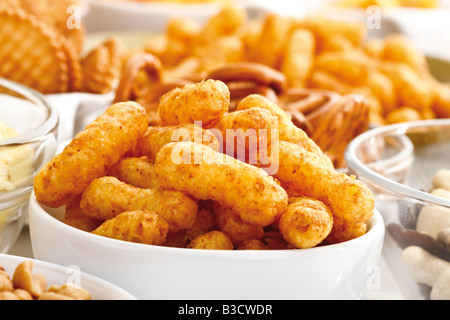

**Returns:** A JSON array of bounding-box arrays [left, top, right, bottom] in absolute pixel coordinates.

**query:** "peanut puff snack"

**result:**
[[34, 79, 375, 250]]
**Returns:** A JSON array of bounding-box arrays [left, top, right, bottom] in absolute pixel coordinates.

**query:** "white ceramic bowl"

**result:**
[[29, 192, 384, 300], [0, 78, 59, 253], [0, 253, 136, 300]]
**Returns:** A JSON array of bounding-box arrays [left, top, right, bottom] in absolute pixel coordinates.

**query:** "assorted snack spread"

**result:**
[[1, 0, 450, 300]]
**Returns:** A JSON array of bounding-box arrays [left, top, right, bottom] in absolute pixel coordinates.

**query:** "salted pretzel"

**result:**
[[207, 62, 287, 94], [279, 88, 370, 167], [114, 53, 190, 125], [207, 62, 286, 110], [114, 53, 163, 103]]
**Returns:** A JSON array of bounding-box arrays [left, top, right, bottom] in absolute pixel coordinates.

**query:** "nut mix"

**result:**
[[388, 169, 450, 300], [0, 260, 91, 300]]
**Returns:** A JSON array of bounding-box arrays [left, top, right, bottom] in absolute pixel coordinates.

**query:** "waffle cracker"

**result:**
[[0, 8, 69, 94], [32, 0, 85, 55]]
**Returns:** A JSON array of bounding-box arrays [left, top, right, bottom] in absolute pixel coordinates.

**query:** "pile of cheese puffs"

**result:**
[[34, 79, 375, 250], [132, 5, 449, 125]]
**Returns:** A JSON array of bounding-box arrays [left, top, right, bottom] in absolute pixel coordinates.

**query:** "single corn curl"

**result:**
[[154, 141, 288, 227], [80, 176, 198, 234], [33, 102, 149, 208], [92, 210, 169, 245], [273, 141, 374, 224]]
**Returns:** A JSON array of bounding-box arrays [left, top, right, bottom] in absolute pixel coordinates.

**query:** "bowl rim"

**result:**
[[29, 191, 384, 258], [345, 118, 450, 208], [0, 252, 137, 300], [0, 78, 59, 204], [0, 78, 58, 147]]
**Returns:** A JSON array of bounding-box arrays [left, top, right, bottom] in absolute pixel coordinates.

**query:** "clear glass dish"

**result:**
[[0, 78, 58, 253], [345, 119, 450, 300]]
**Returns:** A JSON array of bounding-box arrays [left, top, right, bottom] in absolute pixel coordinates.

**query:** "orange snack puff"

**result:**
[[158, 79, 230, 127], [274, 141, 374, 224], [93, 210, 169, 245], [80, 176, 198, 234], [154, 141, 288, 227], [109, 156, 160, 190], [279, 196, 333, 249], [34, 102, 149, 208], [213, 203, 264, 246], [187, 230, 234, 250]]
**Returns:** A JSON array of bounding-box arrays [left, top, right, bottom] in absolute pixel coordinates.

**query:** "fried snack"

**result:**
[[213, 203, 264, 246], [80, 176, 198, 234], [166, 15, 201, 45], [280, 28, 315, 88], [199, 4, 246, 42], [63, 195, 103, 232], [324, 217, 367, 245], [33, 102, 149, 208], [44, 283, 91, 301], [250, 13, 293, 68], [301, 15, 366, 52], [314, 50, 374, 86], [381, 34, 429, 76], [278, 196, 333, 249], [193, 35, 245, 73], [129, 123, 220, 161], [0, 7, 69, 94], [92, 210, 169, 245], [385, 106, 422, 124], [274, 141, 374, 224], [154, 141, 288, 227], [82, 37, 123, 94], [187, 230, 234, 250], [12, 260, 46, 298], [123, 6, 449, 125], [108, 156, 160, 189], [261, 231, 293, 250], [236, 239, 269, 250], [213, 107, 279, 162], [165, 208, 217, 248], [158, 79, 230, 127], [431, 83, 450, 118], [379, 62, 433, 111], [366, 71, 397, 116], [236, 94, 333, 167]]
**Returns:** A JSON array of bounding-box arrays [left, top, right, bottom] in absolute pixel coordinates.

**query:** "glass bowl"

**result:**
[[0, 78, 58, 253], [345, 119, 450, 300]]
